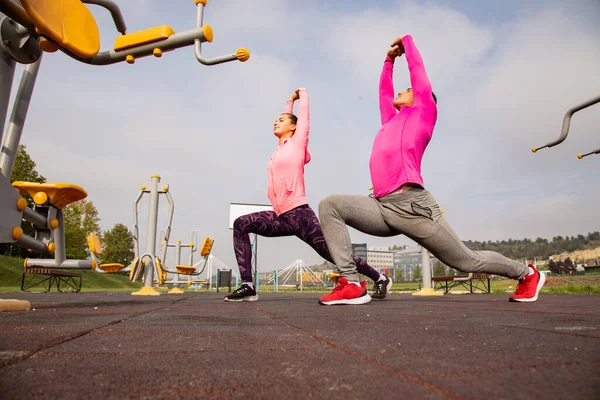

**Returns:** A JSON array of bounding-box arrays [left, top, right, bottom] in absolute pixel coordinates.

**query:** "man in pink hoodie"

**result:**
[[225, 88, 388, 302], [318, 35, 545, 305]]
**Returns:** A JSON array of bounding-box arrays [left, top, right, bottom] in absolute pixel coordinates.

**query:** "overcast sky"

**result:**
[[9, 0, 599, 273]]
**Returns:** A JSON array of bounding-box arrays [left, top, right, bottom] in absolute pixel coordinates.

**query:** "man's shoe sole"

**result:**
[[224, 295, 259, 302], [318, 293, 372, 306], [509, 272, 546, 303]]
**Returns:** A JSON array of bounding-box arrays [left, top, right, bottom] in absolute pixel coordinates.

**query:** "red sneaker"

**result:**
[[319, 277, 371, 305], [509, 264, 546, 302]]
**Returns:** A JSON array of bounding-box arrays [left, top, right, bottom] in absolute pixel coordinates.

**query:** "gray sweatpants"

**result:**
[[318, 187, 529, 282]]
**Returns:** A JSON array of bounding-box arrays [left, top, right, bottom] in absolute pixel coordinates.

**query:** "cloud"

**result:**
[[7, 0, 599, 275]]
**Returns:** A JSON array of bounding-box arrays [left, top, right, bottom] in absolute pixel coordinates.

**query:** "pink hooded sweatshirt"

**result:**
[[267, 89, 311, 216], [369, 35, 438, 198]]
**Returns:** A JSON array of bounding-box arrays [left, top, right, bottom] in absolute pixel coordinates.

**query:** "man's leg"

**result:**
[[376, 188, 529, 279], [376, 187, 543, 302], [291, 205, 381, 282], [318, 195, 396, 282]]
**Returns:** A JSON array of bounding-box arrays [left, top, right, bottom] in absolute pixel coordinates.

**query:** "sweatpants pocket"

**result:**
[[377, 189, 441, 239]]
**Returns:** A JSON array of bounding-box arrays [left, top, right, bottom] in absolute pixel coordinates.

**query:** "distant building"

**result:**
[[394, 246, 445, 281], [367, 246, 395, 273]]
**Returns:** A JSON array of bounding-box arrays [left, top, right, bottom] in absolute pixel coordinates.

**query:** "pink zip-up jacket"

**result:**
[[267, 89, 311, 216], [369, 35, 437, 198]]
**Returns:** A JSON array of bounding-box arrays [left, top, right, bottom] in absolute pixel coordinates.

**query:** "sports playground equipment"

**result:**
[[268, 258, 327, 291], [532, 95, 599, 159], [0, 1, 245, 305], [127, 175, 215, 295]]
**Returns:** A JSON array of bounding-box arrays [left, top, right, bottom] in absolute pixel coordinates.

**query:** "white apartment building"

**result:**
[[367, 246, 395, 272]]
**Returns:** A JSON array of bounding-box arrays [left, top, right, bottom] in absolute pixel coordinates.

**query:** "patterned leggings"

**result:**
[[233, 205, 380, 282]]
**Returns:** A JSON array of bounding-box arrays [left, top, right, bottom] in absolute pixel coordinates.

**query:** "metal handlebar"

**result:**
[[56, 0, 249, 66], [532, 95, 600, 158], [81, 0, 127, 34], [194, 1, 242, 66]]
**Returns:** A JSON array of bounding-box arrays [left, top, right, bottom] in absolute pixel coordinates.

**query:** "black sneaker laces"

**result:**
[[373, 280, 383, 294]]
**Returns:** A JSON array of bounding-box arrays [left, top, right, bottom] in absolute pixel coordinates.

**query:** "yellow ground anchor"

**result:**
[[131, 286, 161, 296], [167, 287, 185, 295], [0, 299, 32, 312], [412, 288, 444, 297]]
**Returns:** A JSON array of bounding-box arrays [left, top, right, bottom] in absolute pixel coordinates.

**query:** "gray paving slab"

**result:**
[[0, 292, 598, 399]]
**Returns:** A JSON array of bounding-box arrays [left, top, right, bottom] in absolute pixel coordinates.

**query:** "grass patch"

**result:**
[[2, 254, 600, 294], [0, 254, 141, 293]]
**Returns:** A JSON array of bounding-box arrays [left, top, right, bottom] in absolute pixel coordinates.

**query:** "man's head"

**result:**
[[393, 88, 437, 109]]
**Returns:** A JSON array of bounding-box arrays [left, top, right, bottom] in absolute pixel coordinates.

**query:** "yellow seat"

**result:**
[[87, 234, 101, 255], [155, 258, 166, 284], [99, 263, 125, 273], [129, 257, 142, 282], [200, 237, 214, 256], [21, 0, 100, 58], [175, 265, 196, 275], [114, 25, 175, 51], [12, 182, 87, 210]]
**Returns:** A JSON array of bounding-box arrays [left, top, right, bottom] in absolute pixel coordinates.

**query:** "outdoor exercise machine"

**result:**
[[532, 95, 599, 159], [0, 0, 247, 308], [127, 175, 215, 295]]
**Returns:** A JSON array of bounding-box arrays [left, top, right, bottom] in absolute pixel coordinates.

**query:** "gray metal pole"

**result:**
[[132, 189, 144, 257], [142, 175, 160, 287], [412, 246, 443, 296], [0, 55, 42, 177], [54, 209, 66, 265], [0, 46, 16, 167], [420, 246, 432, 289]]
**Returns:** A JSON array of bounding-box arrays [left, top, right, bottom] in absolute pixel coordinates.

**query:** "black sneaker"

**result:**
[[224, 284, 258, 302], [371, 274, 392, 300]]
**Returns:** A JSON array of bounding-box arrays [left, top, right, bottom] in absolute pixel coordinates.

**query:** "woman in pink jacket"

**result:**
[[225, 88, 389, 302]]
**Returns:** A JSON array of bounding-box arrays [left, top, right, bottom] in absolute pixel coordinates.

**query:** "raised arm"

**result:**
[[284, 98, 294, 114], [291, 88, 309, 146], [399, 35, 434, 107], [379, 55, 397, 125]]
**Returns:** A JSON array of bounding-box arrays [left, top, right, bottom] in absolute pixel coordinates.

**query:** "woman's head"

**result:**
[[274, 113, 297, 139], [393, 88, 437, 109]]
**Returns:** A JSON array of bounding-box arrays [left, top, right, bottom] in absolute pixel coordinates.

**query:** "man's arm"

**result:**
[[396, 35, 434, 107], [379, 48, 400, 125]]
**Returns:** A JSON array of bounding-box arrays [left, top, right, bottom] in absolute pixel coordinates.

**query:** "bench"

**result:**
[[22, 268, 82, 293], [431, 273, 490, 294]]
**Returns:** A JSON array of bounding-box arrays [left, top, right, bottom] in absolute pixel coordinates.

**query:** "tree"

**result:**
[[413, 266, 421, 281], [433, 260, 446, 277], [2, 145, 46, 257], [63, 199, 101, 259], [9, 144, 46, 184], [101, 223, 135, 265]]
